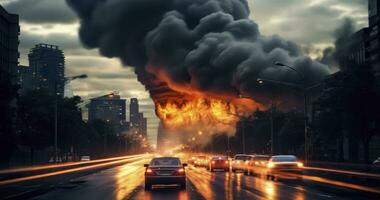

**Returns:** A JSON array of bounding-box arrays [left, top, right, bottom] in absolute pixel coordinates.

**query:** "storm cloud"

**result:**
[[4, 0, 77, 24]]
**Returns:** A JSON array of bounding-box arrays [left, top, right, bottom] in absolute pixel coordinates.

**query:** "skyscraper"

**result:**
[[0, 5, 19, 83], [17, 65, 33, 95], [369, 0, 380, 69], [88, 92, 127, 134], [130, 98, 140, 127], [28, 44, 65, 96]]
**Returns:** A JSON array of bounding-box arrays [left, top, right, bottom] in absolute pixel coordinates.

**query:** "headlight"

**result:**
[[267, 162, 275, 168], [297, 162, 304, 168]]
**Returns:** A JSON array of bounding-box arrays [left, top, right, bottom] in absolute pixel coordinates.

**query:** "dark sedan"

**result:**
[[144, 157, 187, 190]]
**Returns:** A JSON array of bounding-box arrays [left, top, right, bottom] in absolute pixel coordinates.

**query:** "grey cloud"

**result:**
[[4, 0, 77, 24], [253, 0, 368, 46]]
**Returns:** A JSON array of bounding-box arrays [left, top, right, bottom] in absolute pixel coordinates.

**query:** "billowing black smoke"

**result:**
[[318, 18, 357, 71], [67, 0, 331, 105]]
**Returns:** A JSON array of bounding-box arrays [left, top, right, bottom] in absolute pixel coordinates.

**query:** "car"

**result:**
[[144, 157, 187, 190], [207, 156, 230, 172], [194, 155, 207, 167], [80, 156, 91, 161], [231, 154, 251, 172], [187, 156, 196, 165], [244, 155, 270, 176], [373, 157, 380, 165], [266, 155, 304, 181]]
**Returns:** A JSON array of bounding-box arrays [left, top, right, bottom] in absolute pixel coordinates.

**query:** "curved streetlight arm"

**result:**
[[275, 62, 305, 83], [257, 78, 303, 90]]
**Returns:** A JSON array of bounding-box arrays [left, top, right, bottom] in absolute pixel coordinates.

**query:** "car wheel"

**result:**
[[145, 183, 152, 191], [180, 182, 186, 190]]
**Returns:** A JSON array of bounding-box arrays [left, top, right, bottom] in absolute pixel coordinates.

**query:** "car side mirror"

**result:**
[[182, 163, 188, 167], [144, 164, 149, 168]]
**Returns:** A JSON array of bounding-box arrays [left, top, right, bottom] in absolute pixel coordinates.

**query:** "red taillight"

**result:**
[[146, 168, 153, 173], [225, 160, 229, 164], [178, 168, 185, 173], [211, 161, 215, 164]]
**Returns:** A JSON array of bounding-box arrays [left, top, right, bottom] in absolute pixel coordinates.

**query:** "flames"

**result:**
[[156, 96, 261, 134]]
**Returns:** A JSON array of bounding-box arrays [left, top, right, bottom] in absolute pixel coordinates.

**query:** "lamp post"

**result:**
[[54, 74, 87, 163], [258, 61, 311, 163]]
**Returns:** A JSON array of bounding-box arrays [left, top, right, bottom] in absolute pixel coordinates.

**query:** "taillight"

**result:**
[[211, 161, 215, 164], [146, 168, 153, 173], [255, 161, 259, 165], [225, 160, 229, 164]]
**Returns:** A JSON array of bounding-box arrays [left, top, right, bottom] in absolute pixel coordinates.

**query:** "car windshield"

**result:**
[[150, 158, 181, 166], [234, 155, 251, 161], [271, 156, 297, 162]]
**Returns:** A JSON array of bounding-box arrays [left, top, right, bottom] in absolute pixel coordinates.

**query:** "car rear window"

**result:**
[[151, 158, 181, 166], [234, 155, 251, 161], [271, 156, 297, 162], [253, 156, 270, 161], [212, 156, 227, 160]]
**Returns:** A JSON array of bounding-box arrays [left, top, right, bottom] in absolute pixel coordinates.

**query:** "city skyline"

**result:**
[[2, 0, 369, 146]]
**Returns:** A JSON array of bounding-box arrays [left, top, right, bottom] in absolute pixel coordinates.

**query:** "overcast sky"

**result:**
[[1, 0, 368, 146]]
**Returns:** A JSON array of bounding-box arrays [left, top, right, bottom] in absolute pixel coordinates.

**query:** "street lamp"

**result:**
[[54, 74, 87, 163], [259, 61, 309, 163]]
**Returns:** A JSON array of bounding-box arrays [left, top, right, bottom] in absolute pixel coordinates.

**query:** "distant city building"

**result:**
[[138, 112, 147, 137], [129, 98, 148, 137], [28, 44, 65, 96], [369, 0, 380, 69], [343, 28, 370, 67], [0, 5, 19, 83], [130, 98, 139, 127], [88, 92, 127, 135], [17, 65, 33, 95]]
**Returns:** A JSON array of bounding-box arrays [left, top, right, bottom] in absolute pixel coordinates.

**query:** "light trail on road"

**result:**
[[0, 154, 151, 186], [0, 154, 146, 175]]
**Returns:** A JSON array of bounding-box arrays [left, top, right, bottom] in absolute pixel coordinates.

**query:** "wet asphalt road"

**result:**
[[30, 158, 377, 200]]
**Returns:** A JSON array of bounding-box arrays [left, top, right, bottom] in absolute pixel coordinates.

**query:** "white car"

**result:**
[[80, 156, 91, 161], [231, 154, 251, 172], [266, 155, 304, 180]]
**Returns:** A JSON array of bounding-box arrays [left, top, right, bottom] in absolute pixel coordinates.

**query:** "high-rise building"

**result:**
[[369, 0, 380, 70], [17, 65, 33, 95], [88, 92, 127, 134], [28, 44, 65, 96], [138, 113, 147, 137], [130, 98, 140, 127], [0, 5, 19, 83], [129, 98, 148, 137]]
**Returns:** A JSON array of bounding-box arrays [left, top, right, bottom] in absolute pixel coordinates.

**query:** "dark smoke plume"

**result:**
[[67, 0, 331, 105], [318, 18, 357, 71]]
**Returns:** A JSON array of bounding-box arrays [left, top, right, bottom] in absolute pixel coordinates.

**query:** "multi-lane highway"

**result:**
[[6, 155, 373, 200]]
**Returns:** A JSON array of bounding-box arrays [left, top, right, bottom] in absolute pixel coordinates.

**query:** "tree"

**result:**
[[17, 90, 55, 163]]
